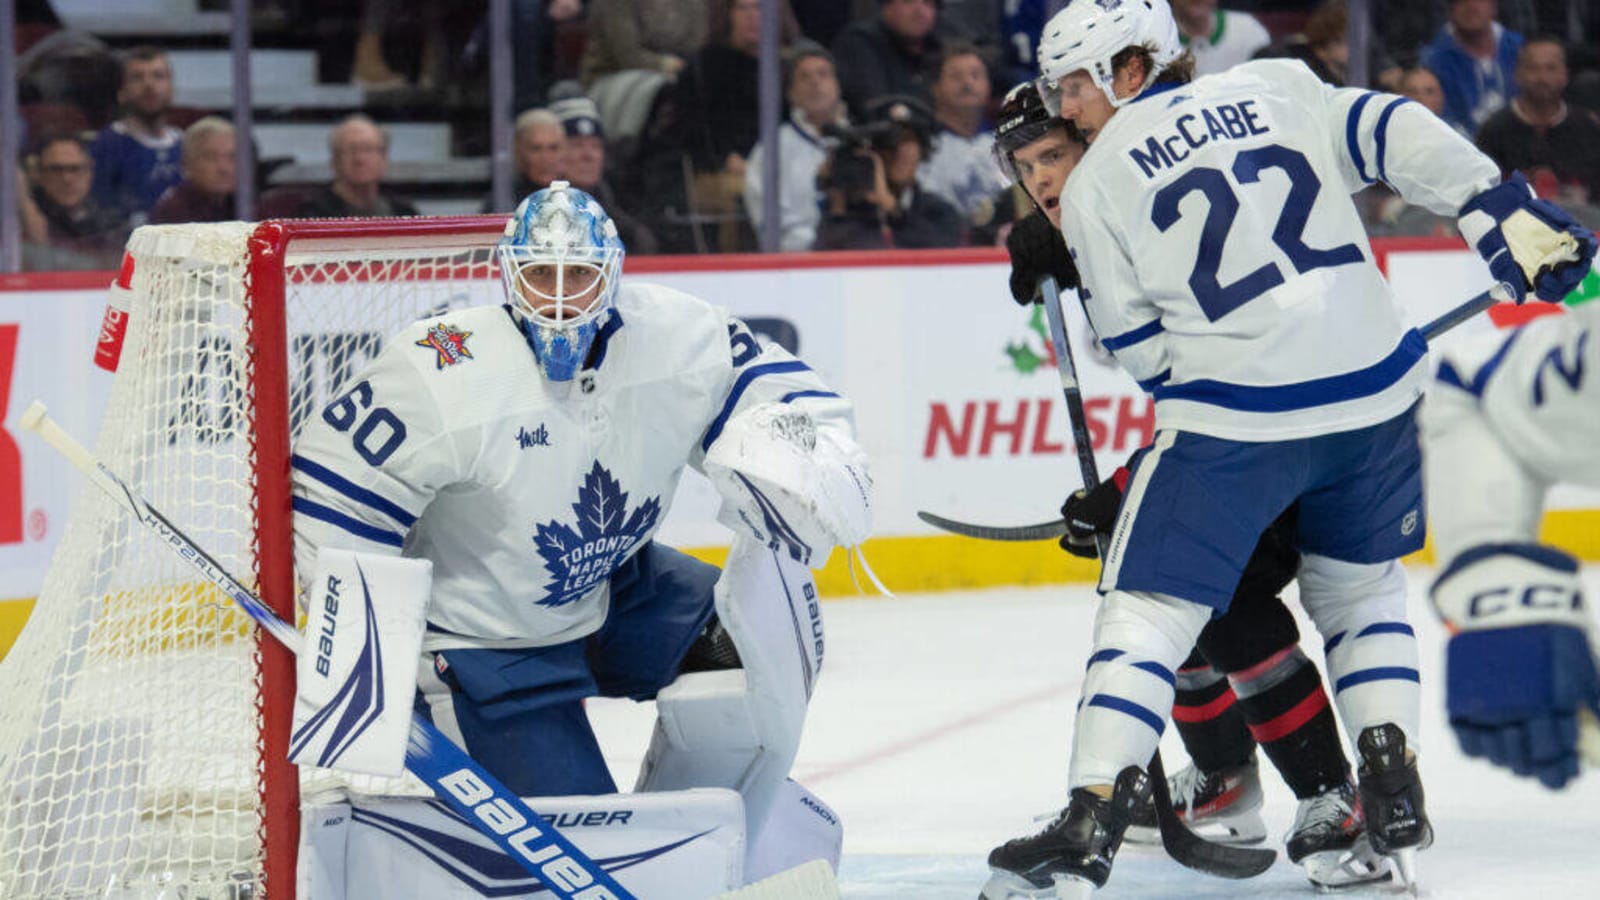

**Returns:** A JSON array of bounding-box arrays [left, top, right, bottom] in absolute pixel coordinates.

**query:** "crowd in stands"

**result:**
[[10, 0, 1600, 269]]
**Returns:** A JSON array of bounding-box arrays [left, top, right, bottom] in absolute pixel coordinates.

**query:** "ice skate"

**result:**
[[981, 766, 1152, 899], [1285, 777, 1392, 890], [1357, 724, 1432, 893], [1123, 757, 1266, 846]]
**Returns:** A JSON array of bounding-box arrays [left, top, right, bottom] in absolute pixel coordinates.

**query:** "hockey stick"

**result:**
[[921, 281, 1515, 542], [19, 402, 638, 900], [1036, 278, 1277, 879]]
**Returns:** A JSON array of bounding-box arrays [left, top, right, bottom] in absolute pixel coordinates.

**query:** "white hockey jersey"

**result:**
[[290, 283, 857, 650], [1061, 59, 1501, 441]]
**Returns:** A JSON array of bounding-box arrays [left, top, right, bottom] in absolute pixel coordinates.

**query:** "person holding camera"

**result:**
[[812, 94, 964, 251]]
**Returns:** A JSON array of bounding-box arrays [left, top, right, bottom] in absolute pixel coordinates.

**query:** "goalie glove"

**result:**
[[1457, 172, 1598, 304], [703, 403, 872, 567], [1005, 210, 1080, 306], [1431, 542, 1599, 789]]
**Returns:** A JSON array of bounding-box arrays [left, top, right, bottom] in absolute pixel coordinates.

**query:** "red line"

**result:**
[[794, 678, 1081, 786]]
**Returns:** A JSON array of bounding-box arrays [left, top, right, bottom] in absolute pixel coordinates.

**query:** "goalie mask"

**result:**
[[498, 181, 625, 382], [1036, 0, 1182, 113]]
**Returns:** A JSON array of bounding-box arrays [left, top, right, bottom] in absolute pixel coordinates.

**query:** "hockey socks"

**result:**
[[1228, 645, 1349, 799], [1171, 649, 1255, 774]]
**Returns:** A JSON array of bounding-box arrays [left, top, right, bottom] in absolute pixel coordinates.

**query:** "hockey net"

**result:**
[[0, 217, 506, 899]]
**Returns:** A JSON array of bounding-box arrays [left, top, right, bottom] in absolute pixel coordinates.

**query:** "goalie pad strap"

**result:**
[[290, 548, 430, 777]]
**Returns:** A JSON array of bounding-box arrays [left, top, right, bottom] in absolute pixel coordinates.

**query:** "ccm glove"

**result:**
[[1059, 472, 1125, 558], [1458, 172, 1598, 304], [1006, 210, 1080, 306], [1431, 543, 1600, 789]]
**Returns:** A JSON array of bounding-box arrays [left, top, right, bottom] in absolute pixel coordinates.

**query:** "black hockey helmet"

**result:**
[[992, 80, 1068, 184]]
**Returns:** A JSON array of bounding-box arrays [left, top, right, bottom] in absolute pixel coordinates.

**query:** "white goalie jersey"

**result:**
[[1424, 302, 1600, 563], [1061, 58, 1501, 441], [290, 283, 859, 650]]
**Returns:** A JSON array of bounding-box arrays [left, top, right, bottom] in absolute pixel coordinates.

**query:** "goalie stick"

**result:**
[[20, 402, 638, 900], [1036, 276, 1277, 880], [922, 281, 1513, 542]]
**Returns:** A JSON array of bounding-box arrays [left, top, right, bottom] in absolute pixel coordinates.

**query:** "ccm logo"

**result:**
[[439, 768, 621, 899], [1467, 584, 1585, 618]]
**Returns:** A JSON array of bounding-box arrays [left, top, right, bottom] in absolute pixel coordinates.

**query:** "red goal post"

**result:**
[[0, 216, 508, 898]]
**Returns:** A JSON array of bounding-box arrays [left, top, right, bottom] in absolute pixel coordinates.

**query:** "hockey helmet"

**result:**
[[1036, 0, 1182, 112], [498, 181, 625, 382], [992, 80, 1062, 184]]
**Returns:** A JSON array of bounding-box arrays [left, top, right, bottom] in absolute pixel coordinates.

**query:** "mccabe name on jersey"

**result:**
[[1127, 99, 1272, 180]]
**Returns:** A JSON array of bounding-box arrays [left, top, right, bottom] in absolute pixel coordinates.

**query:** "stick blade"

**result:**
[[916, 510, 1066, 542]]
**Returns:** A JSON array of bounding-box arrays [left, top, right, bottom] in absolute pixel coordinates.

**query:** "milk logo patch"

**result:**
[[532, 462, 661, 607], [415, 323, 474, 369]]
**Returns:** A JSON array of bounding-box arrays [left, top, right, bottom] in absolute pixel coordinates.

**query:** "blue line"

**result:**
[[292, 495, 404, 547], [1324, 630, 1347, 653], [1465, 329, 1524, 397], [1137, 369, 1172, 392], [1346, 92, 1379, 183], [1335, 666, 1420, 693], [292, 454, 417, 528], [1133, 660, 1176, 686], [701, 360, 812, 451], [780, 389, 840, 403], [1086, 694, 1167, 735], [1101, 318, 1164, 351], [1356, 622, 1415, 639], [1087, 648, 1125, 668]]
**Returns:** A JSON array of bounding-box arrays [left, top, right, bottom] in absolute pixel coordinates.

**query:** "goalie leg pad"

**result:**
[[1298, 554, 1421, 752], [291, 548, 430, 778], [637, 535, 819, 838], [745, 780, 843, 884]]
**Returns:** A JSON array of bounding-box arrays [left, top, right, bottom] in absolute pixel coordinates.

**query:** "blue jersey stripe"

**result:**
[[1357, 621, 1415, 639], [1101, 318, 1164, 351], [1335, 666, 1420, 693], [1345, 91, 1380, 183], [1137, 369, 1172, 392], [1464, 329, 1524, 397], [701, 360, 813, 451], [1086, 694, 1167, 735], [1133, 660, 1176, 686], [780, 389, 840, 403], [292, 495, 405, 548], [1373, 97, 1413, 184], [1153, 330, 1425, 412], [292, 454, 418, 528]]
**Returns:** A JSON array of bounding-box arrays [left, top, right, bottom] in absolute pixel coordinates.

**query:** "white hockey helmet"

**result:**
[[498, 180, 625, 382], [1036, 0, 1182, 111]]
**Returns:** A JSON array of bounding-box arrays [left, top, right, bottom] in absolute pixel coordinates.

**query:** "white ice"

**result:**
[[587, 569, 1600, 899]]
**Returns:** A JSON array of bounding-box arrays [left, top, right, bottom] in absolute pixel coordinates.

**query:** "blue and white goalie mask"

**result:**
[[498, 181, 625, 381]]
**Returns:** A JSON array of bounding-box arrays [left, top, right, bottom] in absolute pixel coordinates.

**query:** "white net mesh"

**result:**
[[0, 219, 502, 899]]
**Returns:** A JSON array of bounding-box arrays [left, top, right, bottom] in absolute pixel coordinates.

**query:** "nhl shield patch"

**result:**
[[415, 323, 474, 369]]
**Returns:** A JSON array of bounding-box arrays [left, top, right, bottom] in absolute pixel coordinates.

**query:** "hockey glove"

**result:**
[[1457, 172, 1598, 304], [1059, 470, 1126, 558], [1006, 210, 1080, 306], [1431, 543, 1600, 789]]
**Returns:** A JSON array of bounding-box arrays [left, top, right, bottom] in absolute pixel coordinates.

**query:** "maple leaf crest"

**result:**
[[531, 462, 661, 607]]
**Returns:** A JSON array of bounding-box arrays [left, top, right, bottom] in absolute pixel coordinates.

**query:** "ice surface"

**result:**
[[588, 570, 1600, 898]]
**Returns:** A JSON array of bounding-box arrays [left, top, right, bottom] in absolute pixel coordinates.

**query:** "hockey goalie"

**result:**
[[287, 182, 871, 897]]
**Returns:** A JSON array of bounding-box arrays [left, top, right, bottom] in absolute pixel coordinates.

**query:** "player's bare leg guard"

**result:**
[[1068, 589, 1212, 790], [1297, 554, 1421, 753]]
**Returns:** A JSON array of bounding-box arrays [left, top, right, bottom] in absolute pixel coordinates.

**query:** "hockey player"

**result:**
[[984, 0, 1597, 895], [991, 80, 1389, 891], [1424, 302, 1600, 790], [287, 181, 871, 891]]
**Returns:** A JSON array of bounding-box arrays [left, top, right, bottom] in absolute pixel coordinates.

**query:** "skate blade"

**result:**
[[1389, 847, 1419, 894], [979, 870, 1098, 899], [1302, 851, 1393, 893]]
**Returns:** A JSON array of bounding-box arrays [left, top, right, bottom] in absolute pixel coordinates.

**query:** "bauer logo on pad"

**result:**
[[415, 323, 474, 369]]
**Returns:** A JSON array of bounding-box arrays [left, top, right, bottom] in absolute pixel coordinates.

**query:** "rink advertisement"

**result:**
[[1, 246, 1597, 642]]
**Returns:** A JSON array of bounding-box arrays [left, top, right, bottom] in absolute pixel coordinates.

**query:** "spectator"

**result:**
[[831, 0, 944, 118], [814, 94, 963, 250], [1402, 65, 1453, 123], [21, 135, 127, 271], [148, 117, 236, 225], [1422, 0, 1523, 134], [1362, 66, 1462, 238], [580, 0, 708, 146], [743, 40, 848, 251], [677, 0, 774, 176], [299, 115, 420, 218], [937, 0, 1002, 54], [1259, 0, 1349, 86], [551, 96, 659, 253], [919, 41, 1007, 229], [90, 46, 183, 226], [1476, 37, 1600, 212], [484, 108, 567, 212], [1171, 0, 1271, 75], [512, 0, 588, 110]]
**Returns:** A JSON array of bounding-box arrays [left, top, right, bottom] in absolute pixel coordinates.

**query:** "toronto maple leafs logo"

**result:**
[[532, 462, 661, 607], [415, 323, 474, 369]]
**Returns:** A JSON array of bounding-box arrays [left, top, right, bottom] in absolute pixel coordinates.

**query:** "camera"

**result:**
[[818, 121, 895, 198]]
